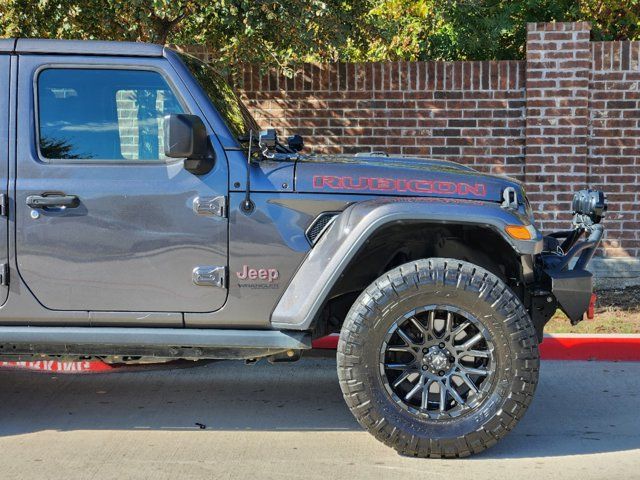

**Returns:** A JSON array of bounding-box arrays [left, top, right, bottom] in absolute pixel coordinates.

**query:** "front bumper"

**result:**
[[542, 224, 604, 324], [533, 190, 606, 326]]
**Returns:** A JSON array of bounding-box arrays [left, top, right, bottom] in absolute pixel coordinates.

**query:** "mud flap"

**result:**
[[547, 269, 593, 324]]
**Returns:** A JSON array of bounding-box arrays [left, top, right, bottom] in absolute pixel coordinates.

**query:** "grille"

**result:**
[[306, 212, 338, 244]]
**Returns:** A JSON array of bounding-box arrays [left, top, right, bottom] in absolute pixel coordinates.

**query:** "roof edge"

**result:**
[[0, 38, 17, 53], [13, 39, 164, 57]]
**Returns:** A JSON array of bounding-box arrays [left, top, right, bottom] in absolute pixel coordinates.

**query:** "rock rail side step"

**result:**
[[0, 326, 311, 360]]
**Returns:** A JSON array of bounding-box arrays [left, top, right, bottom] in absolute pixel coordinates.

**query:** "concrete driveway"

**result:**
[[0, 355, 638, 479]]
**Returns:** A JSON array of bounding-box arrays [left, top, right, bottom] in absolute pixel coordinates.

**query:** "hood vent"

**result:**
[[306, 212, 339, 245]]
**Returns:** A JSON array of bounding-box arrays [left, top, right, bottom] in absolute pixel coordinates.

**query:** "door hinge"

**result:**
[[192, 266, 226, 288], [0, 194, 7, 217], [0, 264, 8, 286], [193, 196, 226, 218]]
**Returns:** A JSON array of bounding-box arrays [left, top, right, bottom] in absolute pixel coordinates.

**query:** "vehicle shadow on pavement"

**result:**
[[0, 357, 637, 459], [0, 356, 360, 434], [477, 360, 640, 459]]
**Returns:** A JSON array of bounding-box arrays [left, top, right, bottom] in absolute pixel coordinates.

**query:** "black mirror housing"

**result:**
[[287, 134, 304, 152], [163, 114, 214, 175]]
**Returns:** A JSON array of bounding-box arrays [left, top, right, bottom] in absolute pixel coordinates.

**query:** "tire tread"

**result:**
[[337, 257, 540, 458]]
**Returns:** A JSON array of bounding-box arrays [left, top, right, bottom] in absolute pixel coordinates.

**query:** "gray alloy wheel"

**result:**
[[337, 258, 539, 458], [379, 305, 496, 420]]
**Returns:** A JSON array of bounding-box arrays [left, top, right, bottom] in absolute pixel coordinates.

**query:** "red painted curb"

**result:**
[[0, 359, 194, 374], [538, 334, 640, 361], [312, 334, 340, 350], [0, 359, 115, 373], [311, 333, 640, 362]]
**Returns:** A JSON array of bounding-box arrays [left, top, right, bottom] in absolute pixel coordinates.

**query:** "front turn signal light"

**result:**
[[505, 225, 532, 240]]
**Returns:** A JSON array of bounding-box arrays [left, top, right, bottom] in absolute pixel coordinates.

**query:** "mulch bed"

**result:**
[[595, 285, 640, 314]]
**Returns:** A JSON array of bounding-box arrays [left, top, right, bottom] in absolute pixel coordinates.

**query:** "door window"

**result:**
[[37, 68, 184, 161]]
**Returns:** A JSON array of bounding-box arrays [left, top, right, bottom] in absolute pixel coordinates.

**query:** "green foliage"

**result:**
[[0, 0, 369, 74], [422, 0, 584, 60], [358, 0, 639, 61], [581, 0, 640, 41], [1, 0, 638, 70]]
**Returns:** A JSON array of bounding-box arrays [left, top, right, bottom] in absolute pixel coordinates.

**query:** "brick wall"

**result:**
[[182, 22, 640, 283], [589, 40, 640, 270], [116, 90, 176, 160], [525, 22, 591, 231], [239, 61, 526, 179], [524, 22, 640, 282]]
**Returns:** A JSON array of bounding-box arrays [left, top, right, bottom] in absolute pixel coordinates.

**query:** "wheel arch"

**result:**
[[270, 197, 543, 332]]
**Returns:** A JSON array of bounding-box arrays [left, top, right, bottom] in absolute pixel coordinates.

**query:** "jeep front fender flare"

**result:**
[[270, 196, 543, 330]]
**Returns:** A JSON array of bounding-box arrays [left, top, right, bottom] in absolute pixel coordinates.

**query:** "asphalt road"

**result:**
[[0, 356, 638, 480]]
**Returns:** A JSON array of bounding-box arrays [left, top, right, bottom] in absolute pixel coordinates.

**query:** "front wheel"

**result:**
[[337, 258, 539, 458]]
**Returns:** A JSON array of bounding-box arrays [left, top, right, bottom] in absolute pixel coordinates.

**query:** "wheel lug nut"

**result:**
[[422, 348, 428, 353], [438, 370, 445, 376], [422, 365, 428, 371], [439, 342, 445, 348], [449, 357, 455, 362]]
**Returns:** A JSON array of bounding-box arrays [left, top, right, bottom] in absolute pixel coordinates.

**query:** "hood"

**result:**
[[294, 154, 524, 203]]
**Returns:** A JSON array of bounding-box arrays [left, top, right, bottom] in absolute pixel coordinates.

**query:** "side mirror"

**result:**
[[259, 129, 277, 152], [163, 114, 214, 175], [287, 134, 304, 152]]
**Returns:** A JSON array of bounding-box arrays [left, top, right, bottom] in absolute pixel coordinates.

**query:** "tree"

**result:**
[[0, 0, 369, 72], [1, 0, 638, 70], [356, 0, 639, 61], [581, 0, 640, 41]]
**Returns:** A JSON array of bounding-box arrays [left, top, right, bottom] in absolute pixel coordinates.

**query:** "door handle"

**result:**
[[26, 193, 80, 209]]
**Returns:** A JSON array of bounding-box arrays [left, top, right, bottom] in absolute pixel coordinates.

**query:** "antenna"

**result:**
[[240, 130, 255, 214]]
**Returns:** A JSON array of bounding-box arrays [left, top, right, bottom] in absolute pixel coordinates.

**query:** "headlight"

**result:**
[[572, 190, 607, 225]]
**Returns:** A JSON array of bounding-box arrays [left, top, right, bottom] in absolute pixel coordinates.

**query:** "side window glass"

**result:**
[[38, 68, 184, 161]]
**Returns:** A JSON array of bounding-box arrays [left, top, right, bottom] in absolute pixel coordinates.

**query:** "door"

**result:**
[[0, 54, 9, 306], [15, 55, 228, 313]]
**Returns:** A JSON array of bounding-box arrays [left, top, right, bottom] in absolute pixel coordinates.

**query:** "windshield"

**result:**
[[179, 53, 260, 142]]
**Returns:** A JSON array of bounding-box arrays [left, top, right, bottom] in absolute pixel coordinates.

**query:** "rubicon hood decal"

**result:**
[[295, 154, 522, 202], [313, 175, 487, 197]]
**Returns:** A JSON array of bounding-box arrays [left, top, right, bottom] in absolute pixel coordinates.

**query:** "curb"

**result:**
[[311, 333, 640, 362], [538, 334, 640, 361], [0, 359, 116, 373], [0, 359, 203, 374]]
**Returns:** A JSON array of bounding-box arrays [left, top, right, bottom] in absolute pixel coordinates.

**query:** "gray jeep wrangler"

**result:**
[[0, 39, 606, 458]]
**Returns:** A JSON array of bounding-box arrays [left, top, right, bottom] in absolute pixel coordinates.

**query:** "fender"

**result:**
[[271, 196, 543, 330]]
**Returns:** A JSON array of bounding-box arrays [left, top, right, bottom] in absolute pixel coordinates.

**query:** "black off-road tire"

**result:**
[[337, 258, 540, 458]]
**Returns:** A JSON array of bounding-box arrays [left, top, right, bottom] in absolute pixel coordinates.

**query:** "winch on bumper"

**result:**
[[530, 190, 607, 332]]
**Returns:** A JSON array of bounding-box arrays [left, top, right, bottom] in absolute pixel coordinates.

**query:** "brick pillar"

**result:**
[[525, 22, 592, 229]]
